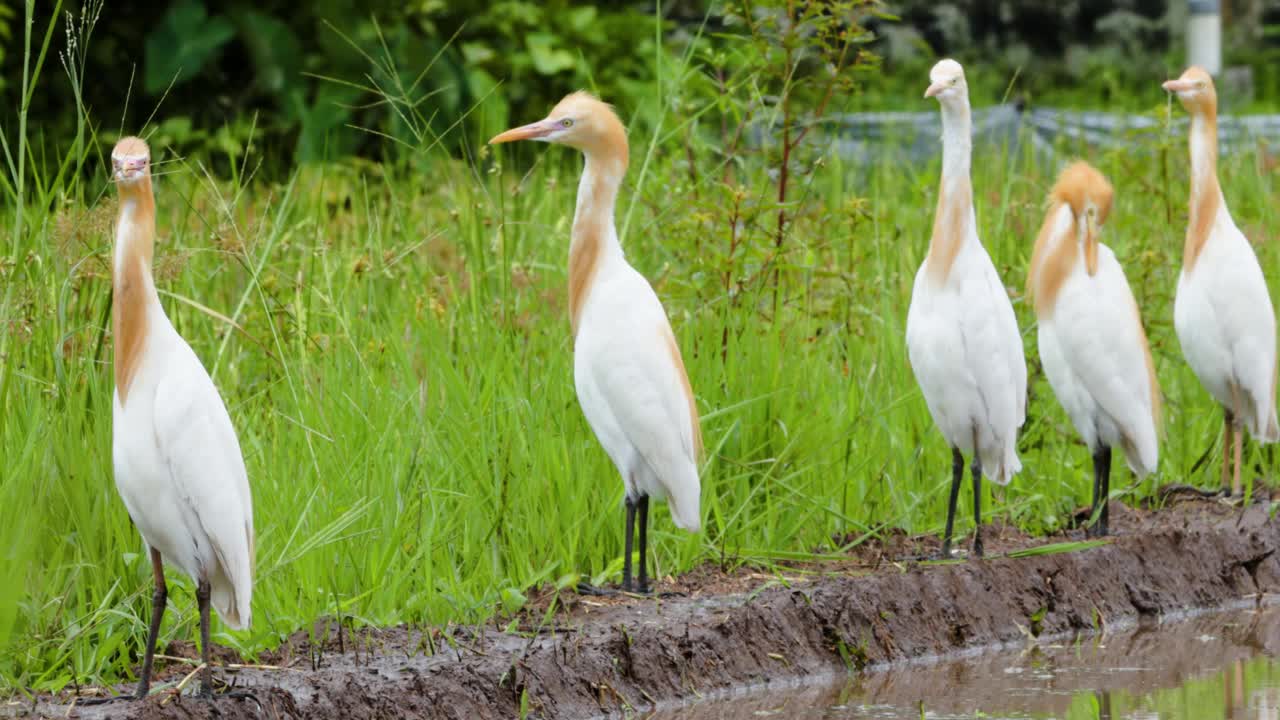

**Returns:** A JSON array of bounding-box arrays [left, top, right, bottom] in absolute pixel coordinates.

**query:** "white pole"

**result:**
[[1187, 0, 1222, 75]]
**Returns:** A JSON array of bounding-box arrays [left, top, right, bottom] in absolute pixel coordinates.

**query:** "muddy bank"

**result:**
[[20, 497, 1280, 719], [648, 603, 1280, 719]]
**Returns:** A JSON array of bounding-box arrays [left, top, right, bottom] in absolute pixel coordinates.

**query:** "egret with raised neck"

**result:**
[[1027, 162, 1160, 536], [1164, 66, 1278, 496], [490, 93, 702, 593], [905, 59, 1027, 558], [85, 137, 254, 703]]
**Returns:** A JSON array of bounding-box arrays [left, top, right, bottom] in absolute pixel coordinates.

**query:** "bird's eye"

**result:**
[[560, 118, 574, 128], [950, 77, 959, 85]]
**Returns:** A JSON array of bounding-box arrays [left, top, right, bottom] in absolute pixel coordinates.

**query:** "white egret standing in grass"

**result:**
[[87, 137, 254, 702], [1164, 67, 1278, 495], [1027, 162, 1160, 536], [905, 60, 1027, 558], [489, 93, 702, 593]]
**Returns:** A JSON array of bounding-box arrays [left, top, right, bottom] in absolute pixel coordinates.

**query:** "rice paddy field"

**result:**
[[3, 11, 1280, 701]]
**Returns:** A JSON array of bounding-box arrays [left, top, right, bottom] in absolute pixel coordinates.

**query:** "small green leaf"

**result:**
[[500, 587, 527, 614], [525, 33, 575, 75], [461, 42, 496, 65], [566, 6, 597, 32], [144, 0, 236, 94], [233, 9, 302, 94]]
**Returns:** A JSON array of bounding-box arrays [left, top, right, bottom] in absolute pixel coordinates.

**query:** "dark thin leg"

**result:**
[[941, 448, 964, 558], [636, 496, 650, 594], [971, 455, 984, 558], [621, 497, 636, 592], [1089, 449, 1102, 537], [137, 548, 168, 698], [1092, 446, 1112, 537], [1232, 417, 1244, 498], [196, 580, 213, 697], [78, 549, 166, 706], [1223, 410, 1235, 495]]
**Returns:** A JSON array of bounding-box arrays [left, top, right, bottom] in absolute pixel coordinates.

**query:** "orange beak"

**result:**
[[924, 81, 947, 99], [1083, 212, 1100, 276], [488, 119, 558, 145], [1163, 79, 1195, 93]]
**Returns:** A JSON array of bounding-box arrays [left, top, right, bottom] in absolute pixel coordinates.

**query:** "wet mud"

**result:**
[[647, 602, 1280, 718], [16, 496, 1280, 719]]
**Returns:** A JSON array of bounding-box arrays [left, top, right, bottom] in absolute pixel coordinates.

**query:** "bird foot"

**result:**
[[198, 687, 259, 705], [899, 547, 958, 563], [1157, 483, 1229, 503], [575, 582, 619, 597], [1218, 492, 1245, 507], [75, 694, 142, 707], [576, 581, 660, 598]]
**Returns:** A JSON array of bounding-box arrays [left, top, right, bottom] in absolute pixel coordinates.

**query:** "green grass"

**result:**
[[4, 9, 1280, 700]]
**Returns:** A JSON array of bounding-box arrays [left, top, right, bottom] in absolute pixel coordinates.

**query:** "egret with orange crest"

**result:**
[[1027, 162, 1160, 536], [490, 94, 702, 593], [1164, 67, 1278, 496]]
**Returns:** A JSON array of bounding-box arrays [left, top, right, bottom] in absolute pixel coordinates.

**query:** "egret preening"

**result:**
[[1027, 162, 1160, 537], [489, 93, 702, 593], [905, 60, 1027, 558], [1164, 67, 1279, 496], [91, 137, 254, 701]]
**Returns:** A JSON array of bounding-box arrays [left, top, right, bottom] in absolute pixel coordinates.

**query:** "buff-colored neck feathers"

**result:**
[[111, 135, 158, 405], [1028, 162, 1112, 316]]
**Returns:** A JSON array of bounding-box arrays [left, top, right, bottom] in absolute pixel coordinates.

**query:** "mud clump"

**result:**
[[26, 499, 1280, 719]]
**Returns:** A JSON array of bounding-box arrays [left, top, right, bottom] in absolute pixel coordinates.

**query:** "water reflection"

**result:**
[[642, 604, 1280, 720]]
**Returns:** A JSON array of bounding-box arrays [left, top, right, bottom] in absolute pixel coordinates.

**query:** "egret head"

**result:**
[[111, 136, 151, 189], [1051, 161, 1113, 275], [924, 59, 968, 105], [489, 91, 628, 162], [1163, 66, 1217, 115]]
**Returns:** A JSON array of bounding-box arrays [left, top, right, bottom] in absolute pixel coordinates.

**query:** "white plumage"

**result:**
[[1165, 67, 1278, 495], [906, 59, 1026, 557], [112, 311, 254, 628], [1175, 233, 1277, 437], [1028, 162, 1159, 535], [573, 262, 703, 534], [100, 136, 253, 702], [490, 92, 701, 592], [906, 235, 1027, 482]]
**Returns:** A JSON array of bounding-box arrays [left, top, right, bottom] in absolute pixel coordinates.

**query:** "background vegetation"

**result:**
[[2, 0, 1279, 696]]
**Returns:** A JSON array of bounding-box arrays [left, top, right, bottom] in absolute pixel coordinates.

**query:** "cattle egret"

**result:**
[[88, 137, 254, 701], [489, 94, 702, 593], [906, 60, 1027, 558], [1164, 67, 1278, 496], [1027, 162, 1160, 536]]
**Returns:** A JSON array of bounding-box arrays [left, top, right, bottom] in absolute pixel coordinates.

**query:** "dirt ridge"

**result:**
[[24, 500, 1280, 719]]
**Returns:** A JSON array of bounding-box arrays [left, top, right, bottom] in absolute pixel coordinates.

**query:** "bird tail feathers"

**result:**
[[1120, 431, 1159, 478], [208, 527, 253, 630], [980, 442, 1020, 486], [665, 461, 702, 533], [1258, 404, 1280, 444]]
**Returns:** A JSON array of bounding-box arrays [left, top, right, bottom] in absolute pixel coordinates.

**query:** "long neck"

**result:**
[[1184, 110, 1223, 271], [112, 181, 159, 405], [569, 151, 625, 335], [927, 100, 974, 287], [1027, 202, 1077, 318]]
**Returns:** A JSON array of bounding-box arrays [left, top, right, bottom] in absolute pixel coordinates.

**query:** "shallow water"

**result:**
[[649, 603, 1280, 720]]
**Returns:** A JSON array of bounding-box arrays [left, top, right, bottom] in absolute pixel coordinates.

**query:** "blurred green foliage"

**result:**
[[0, 1, 14, 88], [3, 0, 1279, 177], [0, 0, 665, 168]]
